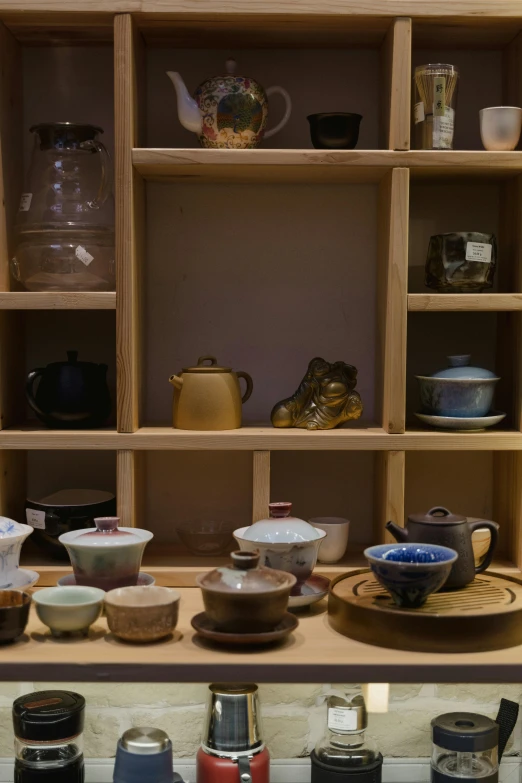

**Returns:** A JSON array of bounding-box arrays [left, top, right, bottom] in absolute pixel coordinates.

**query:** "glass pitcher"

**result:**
[[11, 123, 115, 292]]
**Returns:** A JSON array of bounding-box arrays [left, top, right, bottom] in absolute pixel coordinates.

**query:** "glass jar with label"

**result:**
[[11, 123, 115, 292], [425, 232, 497, 293], [414, 64, 460, 150], [311, 691, 382, 783]]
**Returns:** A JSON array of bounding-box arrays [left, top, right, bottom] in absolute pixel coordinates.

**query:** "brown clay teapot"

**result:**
[[386, 507, 499, 589]]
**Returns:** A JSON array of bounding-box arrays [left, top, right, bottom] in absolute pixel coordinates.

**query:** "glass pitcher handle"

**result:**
[[80, 139, 112, 210]]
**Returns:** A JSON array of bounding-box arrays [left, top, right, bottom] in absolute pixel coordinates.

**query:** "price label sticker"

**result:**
[[328, 707, 358, 732], [75, 245, 94, 266], [414, 102, 425, 124], [466, 242, 492, 264], [19, 193, 32, 212], [433, 76, 446, 117], [26, 508, 46, 530]]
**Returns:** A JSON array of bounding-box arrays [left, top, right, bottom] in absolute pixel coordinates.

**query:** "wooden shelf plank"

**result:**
[[0, 425, 521, 450], [133, 149, 522, 183], [3, 583, 522, 683], [408, 294, 522, 312], [0, 292, 116, 309]]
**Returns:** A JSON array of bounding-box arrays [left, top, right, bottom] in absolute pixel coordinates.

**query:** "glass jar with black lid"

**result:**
[[13, 690, 85, 783]]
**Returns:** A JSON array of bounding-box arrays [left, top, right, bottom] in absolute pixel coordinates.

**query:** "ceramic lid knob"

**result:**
[[225, 58, 237, 75], [230, 550, 260, 570], [269, 502, 292, 519], [94, 517, 119, 532], [448, 355, 471, 367]]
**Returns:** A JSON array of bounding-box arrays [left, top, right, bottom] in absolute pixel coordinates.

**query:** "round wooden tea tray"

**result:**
[[328, 570, 522, 652]]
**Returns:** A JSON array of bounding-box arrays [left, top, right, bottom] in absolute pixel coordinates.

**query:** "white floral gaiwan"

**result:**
[[234, 502, 326, 594], [0, 518, 33, 589]]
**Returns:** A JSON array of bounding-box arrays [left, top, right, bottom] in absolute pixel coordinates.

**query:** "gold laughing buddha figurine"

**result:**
[[271, 357, 363, 430]]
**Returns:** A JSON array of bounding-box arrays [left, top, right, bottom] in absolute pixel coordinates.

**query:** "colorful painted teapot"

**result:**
[[167, 59, 292, 149]]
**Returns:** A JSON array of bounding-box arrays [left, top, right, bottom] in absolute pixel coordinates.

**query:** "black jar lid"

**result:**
[[13, 691, 85, 742], [432, 713, 498, 752]]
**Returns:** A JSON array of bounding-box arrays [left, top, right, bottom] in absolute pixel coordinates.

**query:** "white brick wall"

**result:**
[[0, 683, 516, 760]]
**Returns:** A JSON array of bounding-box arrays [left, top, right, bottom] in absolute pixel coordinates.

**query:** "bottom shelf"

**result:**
[[3, 578, 522, 683]]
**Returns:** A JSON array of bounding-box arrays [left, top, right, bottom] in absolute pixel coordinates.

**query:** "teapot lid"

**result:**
[[429, 355, 499, 380], [408, 506, 467, 526], [197, 550, 296, 593], [182, 355, 232, 373], [242, 502, 323, 543], [59, 517, 153, 548]]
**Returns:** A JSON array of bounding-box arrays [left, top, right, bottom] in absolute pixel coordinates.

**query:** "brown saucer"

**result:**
[[191, 611, 298, 645]]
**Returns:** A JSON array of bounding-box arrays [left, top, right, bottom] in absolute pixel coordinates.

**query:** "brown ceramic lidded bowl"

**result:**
[[197, 550, 296, 633]]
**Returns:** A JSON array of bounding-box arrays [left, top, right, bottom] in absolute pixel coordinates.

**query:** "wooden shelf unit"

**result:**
[[0, 6, 521, 681]]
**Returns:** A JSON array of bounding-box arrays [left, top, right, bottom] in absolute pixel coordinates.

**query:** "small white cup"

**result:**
[[309, 517, 350, 564], [480, 106, 522, 151]]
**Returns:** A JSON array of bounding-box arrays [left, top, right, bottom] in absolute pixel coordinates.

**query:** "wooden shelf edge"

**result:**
[[1, 426, 521, 449], [408, 293, 522, 312], [133, 149, 522, 183], [0, 292, 116, 310]]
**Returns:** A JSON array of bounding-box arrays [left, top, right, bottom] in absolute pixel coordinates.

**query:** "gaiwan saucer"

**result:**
[[191, 611, 298, 645], [0, 568, 39, 591], [415, 411, 506, 432], [57, 572, 156, 589], [288, 574, 330, 609]]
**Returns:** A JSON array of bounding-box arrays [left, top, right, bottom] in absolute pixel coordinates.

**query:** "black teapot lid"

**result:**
[[48, 350, 106, 370], [409, 506, 467, 526]]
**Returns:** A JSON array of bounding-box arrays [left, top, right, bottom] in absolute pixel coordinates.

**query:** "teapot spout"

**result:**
[[169, 374, 183, 390], [385, 521, 408, 543], [166, 71, 202, 134]]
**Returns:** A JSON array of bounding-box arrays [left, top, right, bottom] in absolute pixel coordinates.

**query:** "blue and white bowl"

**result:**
[[364, 543, 458, 608], [0, 518, 33, 590]]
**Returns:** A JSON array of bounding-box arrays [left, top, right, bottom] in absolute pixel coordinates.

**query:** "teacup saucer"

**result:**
[[288, 574, 330, 608], [57, 572, 156, 589], [191, 611, 298, 645], [415, 411, 506, 431], [0, 568, 39, 591]]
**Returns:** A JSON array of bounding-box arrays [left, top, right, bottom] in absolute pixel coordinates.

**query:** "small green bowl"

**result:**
[[34, 586, 105, 637]]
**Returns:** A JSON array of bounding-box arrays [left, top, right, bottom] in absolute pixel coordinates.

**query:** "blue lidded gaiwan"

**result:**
[[416, 354, 499, 418], [364, 543, 458, 608]]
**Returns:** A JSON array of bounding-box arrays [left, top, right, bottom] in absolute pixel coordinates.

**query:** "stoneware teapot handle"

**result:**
[[468, 518, 499, 574], [26, 368, 47, 418], [236, 371, 253, 404], [264, 86, 292, 139]]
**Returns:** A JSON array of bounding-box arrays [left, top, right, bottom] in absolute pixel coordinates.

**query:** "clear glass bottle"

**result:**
[[314, 692, 380, 770]]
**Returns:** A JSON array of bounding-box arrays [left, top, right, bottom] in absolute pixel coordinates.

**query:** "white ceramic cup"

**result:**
[[309, 517, 350, 563], [480, 106, 522, 151]]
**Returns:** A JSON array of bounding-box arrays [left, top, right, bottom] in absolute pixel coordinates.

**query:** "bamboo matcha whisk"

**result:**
[[414, 63, 459, 149]]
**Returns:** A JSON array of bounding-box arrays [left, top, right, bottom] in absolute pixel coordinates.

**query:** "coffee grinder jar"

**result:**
[[431, 713, 499, 783], [312, 693, 383, 783], [197, 683, 270, 783], [13, 690, 85, 783]]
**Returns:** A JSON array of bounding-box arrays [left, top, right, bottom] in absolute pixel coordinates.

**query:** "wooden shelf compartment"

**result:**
[[5, 581, 522, 684]]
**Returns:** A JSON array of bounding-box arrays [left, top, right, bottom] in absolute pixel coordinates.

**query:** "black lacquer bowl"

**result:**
[[307, 112, 363, 150]]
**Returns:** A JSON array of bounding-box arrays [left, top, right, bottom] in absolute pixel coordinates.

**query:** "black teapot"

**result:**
[[26, 350, 111, 429], [386, 507, 499, 589]]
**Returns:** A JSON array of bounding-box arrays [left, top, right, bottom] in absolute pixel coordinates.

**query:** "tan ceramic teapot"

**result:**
[[169, 355, 253, 430]]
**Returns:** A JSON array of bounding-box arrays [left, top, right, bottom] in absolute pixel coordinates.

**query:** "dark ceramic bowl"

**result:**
[[307, 113, 363, 150], [0, 591, 31, 643], [25, 489, 116, 560], [364, 544, 458, 608]]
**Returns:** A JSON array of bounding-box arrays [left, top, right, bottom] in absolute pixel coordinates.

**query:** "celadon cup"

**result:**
[[34, 586, 105, 637]]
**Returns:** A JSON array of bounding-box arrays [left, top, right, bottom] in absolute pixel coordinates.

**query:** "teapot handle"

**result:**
[[264, 86, 292, 139], [79, 139, 112, 210], [26, 368, 47, 418], [236, 371, 253, 404], [468, 519, 499, 574]]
